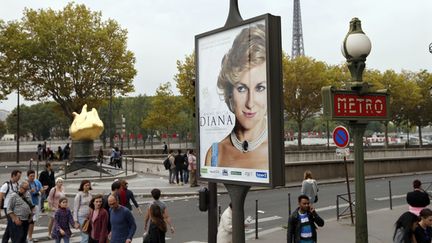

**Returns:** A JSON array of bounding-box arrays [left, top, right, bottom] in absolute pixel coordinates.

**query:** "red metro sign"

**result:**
[[322, 87, 390, 121]]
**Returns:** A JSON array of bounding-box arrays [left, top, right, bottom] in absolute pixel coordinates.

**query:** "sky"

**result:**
[[0, 0, 431, 111]]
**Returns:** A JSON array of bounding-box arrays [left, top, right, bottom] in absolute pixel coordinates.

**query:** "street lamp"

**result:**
[[341, 17, 371, 243]]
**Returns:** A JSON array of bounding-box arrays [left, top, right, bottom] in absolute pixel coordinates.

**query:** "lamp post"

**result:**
[[16, 85, 20, 164], [341, 17, 372, 243]]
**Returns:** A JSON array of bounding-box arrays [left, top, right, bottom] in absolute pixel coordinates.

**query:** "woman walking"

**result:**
[[73, 180, 93, 243], [143, 204, 167, 243], [301, 170, 318, 204], [48, 177, 66, 238], [87, 194, 109, 243]]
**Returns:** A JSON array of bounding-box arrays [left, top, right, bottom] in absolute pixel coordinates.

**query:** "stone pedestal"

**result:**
[[67, 140, 109, 175]]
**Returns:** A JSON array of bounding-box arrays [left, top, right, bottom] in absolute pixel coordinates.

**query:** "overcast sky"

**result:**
[[0, 0, 431, 111]]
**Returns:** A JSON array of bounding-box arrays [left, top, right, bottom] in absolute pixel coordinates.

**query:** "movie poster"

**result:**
[[197, 19, 270, 184]]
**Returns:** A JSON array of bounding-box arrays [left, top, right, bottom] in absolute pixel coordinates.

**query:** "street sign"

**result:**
[[336, 147, 350, 157], [322, 86, 390, 121], [333, 126, 350, 148]]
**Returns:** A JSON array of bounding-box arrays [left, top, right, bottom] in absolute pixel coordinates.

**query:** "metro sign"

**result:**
[[322, 86, 390, 121]]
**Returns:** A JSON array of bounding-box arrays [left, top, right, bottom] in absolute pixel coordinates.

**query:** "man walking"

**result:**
[[0, 170, 22, 243], [144, 188, 175, 234], [287, 195, 324, 243], [38, 163, 54, 211], [7, 181, 34, 243], [168, 150, 176, 184], [108, 195, 136, 243], [174, 150, 184, 185], [26, 170, 43, 243]]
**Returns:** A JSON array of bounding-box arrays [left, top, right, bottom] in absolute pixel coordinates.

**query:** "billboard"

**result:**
[[195, 14, 284, 186]]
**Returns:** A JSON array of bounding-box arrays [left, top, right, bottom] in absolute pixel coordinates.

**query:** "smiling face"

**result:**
[[231, 62, 267, 131]]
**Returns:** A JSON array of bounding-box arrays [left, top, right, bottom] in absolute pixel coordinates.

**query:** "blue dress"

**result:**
[[211, 143, 218, 167]]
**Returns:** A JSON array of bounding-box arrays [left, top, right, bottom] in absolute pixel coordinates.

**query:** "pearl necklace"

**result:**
[[230, 126, 267, 153]]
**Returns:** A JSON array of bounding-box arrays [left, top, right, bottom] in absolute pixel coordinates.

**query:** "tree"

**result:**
[[142, 83, 181, 147], [0, 120, 6, 138], [0, 3, 136, 120], [174, 53, 195, 114], [283, 55, 331, 148]]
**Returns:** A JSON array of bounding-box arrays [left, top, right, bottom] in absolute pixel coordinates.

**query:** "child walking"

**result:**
[[51, 197, 79, 243]]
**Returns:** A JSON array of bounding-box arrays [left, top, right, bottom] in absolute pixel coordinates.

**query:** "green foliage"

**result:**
[[6, 102, 69, 140], [283, 54, 331, 147], [174, 53, 195, 115], [0, 3, 136, 120], [0, 120, 6, 138]]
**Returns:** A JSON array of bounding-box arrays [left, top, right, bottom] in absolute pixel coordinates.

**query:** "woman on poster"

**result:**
[[205, 24, 268, 170]]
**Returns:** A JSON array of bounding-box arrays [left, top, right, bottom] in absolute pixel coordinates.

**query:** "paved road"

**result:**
[[0, 169, 429, 242]]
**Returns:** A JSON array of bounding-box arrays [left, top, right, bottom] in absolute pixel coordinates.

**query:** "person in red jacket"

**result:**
[[87, 194, 109, 243]]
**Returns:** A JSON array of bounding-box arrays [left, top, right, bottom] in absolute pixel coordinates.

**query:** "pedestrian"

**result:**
[[414, 208, 432, 243], [167, 151, 176, 184], [111, 147, 122, 168], [217, 203, 232, 243], [144, 189, 175, 235], [97, 147, 104, 164], [287, 194, 325, 243], [7, 181, 34, 243], [143, 204, 167, 243], [182, 151, 189, 184], [118, 179, 143, 213], [188, 150, 198, 187], [47, 177, 66, 238], [51, 197, 79, 243], [56, 146, 63, 161], [301, 170, 318, 204], [393, 211, 419, 243], [174, 150, 184, 185], [27, 170, 44, 243], [407, 179, 430, 216], [103, 181, 120, 211], [87, 194, 109, 243], [39, 163, 55, 212], [37, 144, 43, 161], [0, 169, 22, 243], [107, 195, 136, 243], [162, 142, 168, 154], [63, 143, 70, 160], [73, 180, 93, 243]]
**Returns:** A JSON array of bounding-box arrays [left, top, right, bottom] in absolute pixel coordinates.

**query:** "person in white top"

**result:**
[[73, 180, 93, 243], [217, 203, 233, 243], [301, 170, 318, 204], [0, 170, 22, 243]]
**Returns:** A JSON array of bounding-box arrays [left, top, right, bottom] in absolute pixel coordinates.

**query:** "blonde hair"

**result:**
[[303, 170, 313, 180], [217, 24, 266, 112], [55, 177, 64, 184]]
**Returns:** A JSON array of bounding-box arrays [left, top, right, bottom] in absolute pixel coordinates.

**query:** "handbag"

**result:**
[[143, 232, 151, 243], [314, 195, 318, 203], [82, 219, 91, 234]]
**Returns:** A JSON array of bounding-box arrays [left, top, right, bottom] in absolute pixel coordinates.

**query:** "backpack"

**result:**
[[163, 157, 171, 170], [0, 181, 11, 209]]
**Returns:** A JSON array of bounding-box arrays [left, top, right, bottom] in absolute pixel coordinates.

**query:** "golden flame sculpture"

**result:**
[[69, 104, 104, 140]]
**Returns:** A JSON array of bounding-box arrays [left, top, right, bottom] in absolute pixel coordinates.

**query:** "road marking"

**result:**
[[246, 226, 283, 240], [374, 194, 405, 201]]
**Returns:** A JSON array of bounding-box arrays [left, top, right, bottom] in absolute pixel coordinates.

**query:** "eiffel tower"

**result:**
[[291, 0, 305, 58]]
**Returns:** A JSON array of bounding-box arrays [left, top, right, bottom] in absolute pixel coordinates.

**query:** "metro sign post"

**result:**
[[322, 18, 391, 243]]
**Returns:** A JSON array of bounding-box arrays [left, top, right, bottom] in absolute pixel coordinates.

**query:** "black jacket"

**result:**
[[38, 170, 55, 195], [406, 190, 430, 208], [287, 208, 324, 243]]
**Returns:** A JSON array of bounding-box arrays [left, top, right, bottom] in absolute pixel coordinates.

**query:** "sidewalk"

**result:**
[[246, 205, 406, 243]]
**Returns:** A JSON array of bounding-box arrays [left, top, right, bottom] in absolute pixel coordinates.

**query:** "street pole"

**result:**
[[16, 85, 20, 164], [343, 155, 354, 225], [225, 184, 250, 243], [326, 119, 330, 150], [208, 182, 218, 243], [109, 81, 113, 148], [350, 122, 368, 241]]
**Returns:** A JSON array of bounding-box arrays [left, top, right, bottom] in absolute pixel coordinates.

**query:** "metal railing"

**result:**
[[336, 192, 355, 221]]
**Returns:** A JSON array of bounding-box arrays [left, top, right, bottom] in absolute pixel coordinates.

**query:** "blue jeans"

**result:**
[[183, 169, 189, 184], [10, 219, 29, 243], [55, 236, 70, 243], [1, 209, 11, 243], [78, 215, 89, 243]]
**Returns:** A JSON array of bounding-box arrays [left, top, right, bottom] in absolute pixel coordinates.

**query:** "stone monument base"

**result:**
[[67, 140, 110, 175]]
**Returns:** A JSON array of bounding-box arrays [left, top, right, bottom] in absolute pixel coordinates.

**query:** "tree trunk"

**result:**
[[297, 121, 302, 149], [384, 122, 389, 149], [419, 125, 423, 148]]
